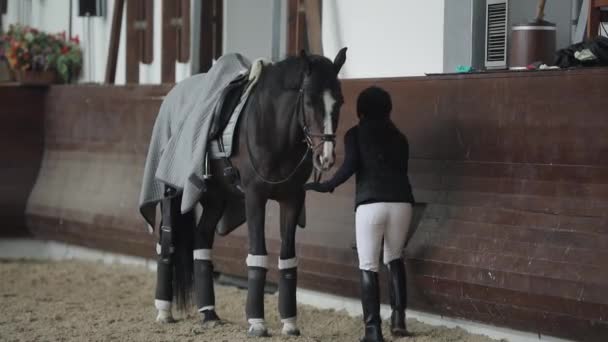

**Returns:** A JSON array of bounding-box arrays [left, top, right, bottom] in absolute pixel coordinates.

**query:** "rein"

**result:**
[[245, 81, 335, 185]]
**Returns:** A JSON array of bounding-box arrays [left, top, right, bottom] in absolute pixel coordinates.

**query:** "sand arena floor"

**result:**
[[0, 260, 502, 342]]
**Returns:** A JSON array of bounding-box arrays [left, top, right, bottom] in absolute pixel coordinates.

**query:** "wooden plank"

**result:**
[[105, 0, 125, 84], [0, 85, 46, 237], [303, 0, 323, 55], [287, 0, 306, 55], [125, 0, 140, 83], [177, 0, 191, 63], [198, 0, 222, 73], [213, 0, 223, 65], [142, 0, 154, 64], [161, 0, 177, 83]]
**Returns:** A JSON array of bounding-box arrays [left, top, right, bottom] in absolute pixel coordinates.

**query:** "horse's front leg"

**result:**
[[278, 190, 305, 336], [193, 199, 224, 327], [245, 191, 270, 337]]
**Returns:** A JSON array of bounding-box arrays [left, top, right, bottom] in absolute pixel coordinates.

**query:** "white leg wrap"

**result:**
[[155, 299, 171, 311], [278, 257, 298, 270], [281, 316, 297, 324], [198, 305, 215, 312], [246, 254, 268, 269], [156, 243, 175, 255], [248, 318, 266, 325], [281, 316, 299, 335], [193, 249, 212, 260]]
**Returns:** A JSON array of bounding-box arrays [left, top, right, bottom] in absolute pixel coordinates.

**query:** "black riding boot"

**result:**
[[387, 259, 410, 337], [360, 270, 384, 342]]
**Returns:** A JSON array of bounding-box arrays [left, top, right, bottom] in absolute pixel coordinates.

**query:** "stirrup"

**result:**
[[203, 153, 212, 180]]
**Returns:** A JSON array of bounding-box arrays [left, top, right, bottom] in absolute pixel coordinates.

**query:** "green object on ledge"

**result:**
[[456, 65, 473, 73]]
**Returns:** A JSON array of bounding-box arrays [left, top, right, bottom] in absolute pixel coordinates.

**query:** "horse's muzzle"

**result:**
[[313, 144, 335, 171]]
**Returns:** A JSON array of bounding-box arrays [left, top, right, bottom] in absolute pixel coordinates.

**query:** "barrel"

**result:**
[[508, 21, 556, 70]]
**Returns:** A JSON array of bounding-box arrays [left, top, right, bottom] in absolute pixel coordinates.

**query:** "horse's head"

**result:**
[[298, 47, 347, 172]]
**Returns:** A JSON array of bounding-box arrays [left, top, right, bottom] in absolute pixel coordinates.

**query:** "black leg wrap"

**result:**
[[278, 268, 298, 319], [194, 260, 216, 311], [246, 267, 267, 320], [387, 259, 409, 337], [156, 192, 174, 303], [155, 225, 173, 302], [155, 258, 173, 302], [360, 270, 384, 342]]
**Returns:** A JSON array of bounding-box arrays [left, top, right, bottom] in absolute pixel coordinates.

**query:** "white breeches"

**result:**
[[355, 202, 413, 272]]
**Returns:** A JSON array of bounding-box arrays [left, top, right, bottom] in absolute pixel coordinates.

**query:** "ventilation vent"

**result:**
[[485, 0, 508, 69]]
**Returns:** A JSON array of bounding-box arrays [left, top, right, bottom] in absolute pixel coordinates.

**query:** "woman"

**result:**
[[304, 86, 414, 342]]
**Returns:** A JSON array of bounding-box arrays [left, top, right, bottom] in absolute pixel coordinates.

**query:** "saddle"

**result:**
[[208, 75, 249, 141]]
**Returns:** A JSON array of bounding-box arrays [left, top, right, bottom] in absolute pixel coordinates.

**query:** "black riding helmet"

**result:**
[[356, 86, 392, 120]]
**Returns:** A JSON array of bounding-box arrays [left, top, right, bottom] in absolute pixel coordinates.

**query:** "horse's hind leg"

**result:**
[[245, 192, 270, 337], [155, 189, 177, 323], [278, 191, 304, 336], [193, 199, 224, 328]]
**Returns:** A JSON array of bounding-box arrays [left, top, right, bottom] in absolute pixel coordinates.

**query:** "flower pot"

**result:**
[[0, 60, 13, 82], [15, 69, 57, 85]]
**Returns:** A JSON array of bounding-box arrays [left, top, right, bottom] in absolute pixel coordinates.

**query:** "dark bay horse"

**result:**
[[154, 48, 347, 337]]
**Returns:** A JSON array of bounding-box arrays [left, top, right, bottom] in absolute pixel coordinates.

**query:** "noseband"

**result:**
[[245, 82, 336, 185]]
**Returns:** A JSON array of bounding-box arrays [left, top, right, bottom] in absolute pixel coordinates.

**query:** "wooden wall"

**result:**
[[5, 68, 608, 341], [0, 85, 46, 237]]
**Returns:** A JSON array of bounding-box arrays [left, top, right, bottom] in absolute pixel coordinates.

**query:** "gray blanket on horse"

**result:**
[[139, 54, 251, 228]]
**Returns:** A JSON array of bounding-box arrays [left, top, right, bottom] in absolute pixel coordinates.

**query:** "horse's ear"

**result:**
[[300, 49, 312, 75], [333, 47, 347, 73]]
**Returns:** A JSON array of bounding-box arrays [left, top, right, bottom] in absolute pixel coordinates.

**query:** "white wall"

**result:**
[[223, 0, 286, 61], [322, 0, 446, 78]]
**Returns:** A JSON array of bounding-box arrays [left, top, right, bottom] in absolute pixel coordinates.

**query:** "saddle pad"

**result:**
[[209, 59, 267, 159]]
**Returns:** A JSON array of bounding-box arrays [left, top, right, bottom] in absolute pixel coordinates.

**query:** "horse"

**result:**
[[151, 48, 347, 337]]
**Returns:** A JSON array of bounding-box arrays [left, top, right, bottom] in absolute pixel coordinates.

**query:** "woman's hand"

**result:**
[[303, 182, 334, 193]]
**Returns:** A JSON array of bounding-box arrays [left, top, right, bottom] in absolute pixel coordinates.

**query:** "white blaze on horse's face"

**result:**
[[321, 90, 336, 169]]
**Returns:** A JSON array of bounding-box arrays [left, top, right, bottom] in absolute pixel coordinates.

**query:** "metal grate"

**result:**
[[485, 1, 508, 67]]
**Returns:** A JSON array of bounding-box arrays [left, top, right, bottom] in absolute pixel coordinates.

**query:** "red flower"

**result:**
[[61, 46, 70, 54], [70, 35, 80, 45]]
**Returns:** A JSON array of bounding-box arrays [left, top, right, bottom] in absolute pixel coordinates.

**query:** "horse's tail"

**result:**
[[172, 209, 195, 312]]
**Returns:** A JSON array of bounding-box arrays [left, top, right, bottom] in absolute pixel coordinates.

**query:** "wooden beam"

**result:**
[[214, 0, 223, 63], [200, 0, 223, 73], [588, 1, 601, 38], [142, 0, 154, 64], [105, 0, 125, 84], [126, 0, 140, 83], [177, 0, 191, 63], [304, 0, 323, 55], [287, 0, 307, 55], [161, 0, 177, 83]]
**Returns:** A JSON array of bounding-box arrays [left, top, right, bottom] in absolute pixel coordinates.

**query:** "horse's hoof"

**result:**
[[390, 327, 411, 337], [202, 319, 222, 328], [281, 326, 301, 336], [156, 311, 176, 324], [201, 310, 223, 328], [247, 324, 270, 338]]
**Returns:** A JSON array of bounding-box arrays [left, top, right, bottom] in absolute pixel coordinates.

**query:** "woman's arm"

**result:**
[[304, 128, 358, 193]]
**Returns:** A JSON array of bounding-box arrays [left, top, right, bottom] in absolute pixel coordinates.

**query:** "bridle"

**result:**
[[245, 78, 336, 185], [297, 87, 337, 152]]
